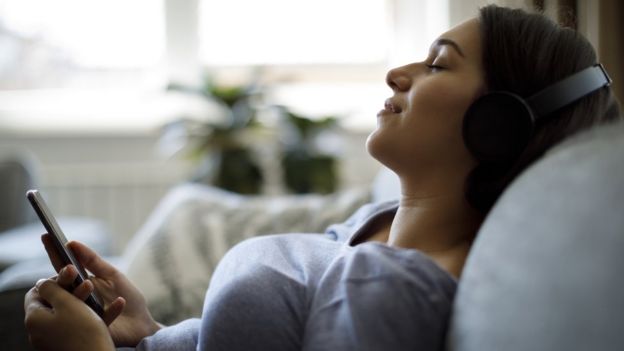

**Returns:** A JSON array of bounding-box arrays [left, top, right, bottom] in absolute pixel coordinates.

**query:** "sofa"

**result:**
[[447, 118, 624, 350], [1, 118, 623, 350], [0, 154, 112, 351]]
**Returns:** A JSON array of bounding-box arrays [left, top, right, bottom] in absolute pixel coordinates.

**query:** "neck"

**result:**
[[387, 180, 483, 277]]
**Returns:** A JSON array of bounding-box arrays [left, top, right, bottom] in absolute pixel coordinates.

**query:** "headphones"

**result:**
[[463, 63, 612, 163]]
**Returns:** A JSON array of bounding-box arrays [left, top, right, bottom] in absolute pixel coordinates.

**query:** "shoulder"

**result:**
[[226, 233, 341, 261], [325, 243, 456, 302], [211, 233, 343, 288], [311, 242, 457, 317], [304, 243, 456, 350]]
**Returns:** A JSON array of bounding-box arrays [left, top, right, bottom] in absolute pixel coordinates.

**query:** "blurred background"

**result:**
[[0, 0, 621, 254]]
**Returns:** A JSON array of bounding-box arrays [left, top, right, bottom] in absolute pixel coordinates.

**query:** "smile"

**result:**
[[384, 99, 402, 113]]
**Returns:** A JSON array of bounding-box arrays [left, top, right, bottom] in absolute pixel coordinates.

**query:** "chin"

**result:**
[[365, 129, 381, 159], [366, 129, 399, 171]]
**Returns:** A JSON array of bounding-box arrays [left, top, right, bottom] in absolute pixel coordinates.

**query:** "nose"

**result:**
[[385, 65, 412, 92]]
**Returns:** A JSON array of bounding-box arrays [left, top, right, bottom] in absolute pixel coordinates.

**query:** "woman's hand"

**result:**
[[41, 234, 162, 347], [24, 278, 115, 351]]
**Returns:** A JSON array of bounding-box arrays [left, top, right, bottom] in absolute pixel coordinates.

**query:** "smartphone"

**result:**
[[26, 189, 104, 317]]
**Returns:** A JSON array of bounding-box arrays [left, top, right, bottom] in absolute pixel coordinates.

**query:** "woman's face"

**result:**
[[367, 18, 485, 182]]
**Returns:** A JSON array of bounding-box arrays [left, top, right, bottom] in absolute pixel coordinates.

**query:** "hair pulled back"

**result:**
[[466, 5, 621, 215]]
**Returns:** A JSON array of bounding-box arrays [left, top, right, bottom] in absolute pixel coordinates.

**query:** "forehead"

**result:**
[[436, 18, 482, 63]]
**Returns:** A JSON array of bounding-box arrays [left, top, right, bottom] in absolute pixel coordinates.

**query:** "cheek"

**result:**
[[367, 74, 484, 171], [403, 77, 483, 156], [407, 77, 479, 133]]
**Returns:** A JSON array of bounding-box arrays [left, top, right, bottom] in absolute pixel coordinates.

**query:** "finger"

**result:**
[[57, 265, 78, 290], [72, 280, 95, 302], [35, 279, 72, 310], [67, 241, 117, 278], [102, 297, 126, 326], [41, 234, 67, 273]]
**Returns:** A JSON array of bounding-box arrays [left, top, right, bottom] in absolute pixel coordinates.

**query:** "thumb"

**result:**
[[67, 241, 118, 278], [102, 296, 126, 326], [35, 279, 72, 311]]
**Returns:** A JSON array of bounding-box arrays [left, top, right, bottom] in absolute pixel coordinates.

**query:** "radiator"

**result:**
[[40, 161, 191, 254]]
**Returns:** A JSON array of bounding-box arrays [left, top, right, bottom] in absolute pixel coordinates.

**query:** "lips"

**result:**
[[384, 98, 402, 113]]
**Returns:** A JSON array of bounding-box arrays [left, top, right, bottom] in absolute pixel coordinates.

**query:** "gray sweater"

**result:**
[[126, 201, 457, 351]]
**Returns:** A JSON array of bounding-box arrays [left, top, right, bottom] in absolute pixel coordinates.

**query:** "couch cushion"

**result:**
[[447, 120, 624, 351], [0, 217, 112, 271], [0, 153, 38, 232]]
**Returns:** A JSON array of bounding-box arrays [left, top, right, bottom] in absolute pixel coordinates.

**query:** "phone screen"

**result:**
[[26, 189, 104, 317]]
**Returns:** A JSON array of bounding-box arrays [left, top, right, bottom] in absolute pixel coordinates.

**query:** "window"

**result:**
[[0, 0, 449, 132], [199, 0, 388, 66], [0, 0, 165, 89], [195, 0, 448, 131], [0, 0, 168, 132]]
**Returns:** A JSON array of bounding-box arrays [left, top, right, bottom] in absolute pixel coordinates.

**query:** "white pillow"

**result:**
[[121, 183, 371, 324]]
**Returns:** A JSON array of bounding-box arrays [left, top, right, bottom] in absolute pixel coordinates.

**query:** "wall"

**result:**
[[0, 132, 189, 253], [0, 130, 380, 254], [449, 0, 532, 26], [596, 0, 623, 106]]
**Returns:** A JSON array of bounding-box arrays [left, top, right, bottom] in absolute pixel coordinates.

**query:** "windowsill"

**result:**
[[0, 88, 224, 136], [0, 81, 384, 136]]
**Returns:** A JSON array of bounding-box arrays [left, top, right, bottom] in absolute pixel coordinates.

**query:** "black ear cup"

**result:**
[[462, 64, 611, 164], [463, 92, 536, 163]]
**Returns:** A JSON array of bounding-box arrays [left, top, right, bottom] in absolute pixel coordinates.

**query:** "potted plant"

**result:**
[[278, 107, 340, 194], [162, 79, 264, 194]]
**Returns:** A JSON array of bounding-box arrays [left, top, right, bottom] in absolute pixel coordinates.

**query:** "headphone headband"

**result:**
[[527, 63, 612, 118]]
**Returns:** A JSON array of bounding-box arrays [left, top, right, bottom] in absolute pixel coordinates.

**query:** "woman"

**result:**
[[24, 5, 620, 351]]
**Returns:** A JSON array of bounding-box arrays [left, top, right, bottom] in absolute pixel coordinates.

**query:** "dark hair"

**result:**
[[466, 5, 622, 215]]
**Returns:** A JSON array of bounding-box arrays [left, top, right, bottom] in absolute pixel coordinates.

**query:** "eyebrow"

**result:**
[[431, 38, 465, 58]]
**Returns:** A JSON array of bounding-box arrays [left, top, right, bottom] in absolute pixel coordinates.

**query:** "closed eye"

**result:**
[[425, 64, 444, 72]]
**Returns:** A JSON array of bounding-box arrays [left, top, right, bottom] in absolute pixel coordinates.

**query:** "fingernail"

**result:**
[[35, 279, 46, 289]]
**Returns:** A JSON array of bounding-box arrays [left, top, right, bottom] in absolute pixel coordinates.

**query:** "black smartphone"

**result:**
[[26, 189, 104, 317]]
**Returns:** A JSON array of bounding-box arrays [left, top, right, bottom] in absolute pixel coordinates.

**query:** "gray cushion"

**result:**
[[0, 154, 38, 232], [0, 217, 112, 271], [448, 120, 624, 351]]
